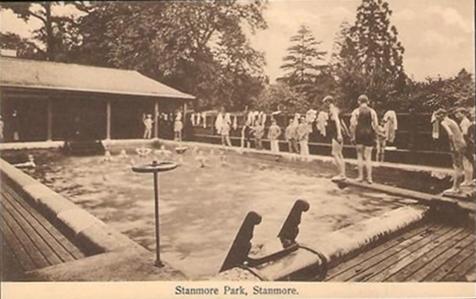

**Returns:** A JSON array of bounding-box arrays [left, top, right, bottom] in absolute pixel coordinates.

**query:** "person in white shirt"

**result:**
[[143, 114, 154, 139], [267, 119, 282, 153], [297, 117, 311, 156]]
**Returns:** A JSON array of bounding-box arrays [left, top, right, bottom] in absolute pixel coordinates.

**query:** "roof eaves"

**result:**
[[0, 83, 196, 100]]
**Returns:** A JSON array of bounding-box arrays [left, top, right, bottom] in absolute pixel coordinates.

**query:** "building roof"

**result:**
[[0, 56, 195, 100]]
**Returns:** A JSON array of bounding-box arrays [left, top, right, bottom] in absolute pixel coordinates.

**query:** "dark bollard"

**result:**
[[277, 199, 310, 248], [220, 211, 262, 272], [132, 160, 178, 267]]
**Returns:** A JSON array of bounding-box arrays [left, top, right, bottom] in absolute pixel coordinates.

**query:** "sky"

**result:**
[[1, 0, 474, 82]]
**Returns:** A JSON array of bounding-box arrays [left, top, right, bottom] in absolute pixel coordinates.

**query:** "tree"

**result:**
[[407, 69, 476, 111], [278, 25, 327, 101], [253, 83, 308, 114], [72, 1, 268, 110], [0, 32, 43, 59], [0, 2, 82, 61], [333, 0, 406, 111]]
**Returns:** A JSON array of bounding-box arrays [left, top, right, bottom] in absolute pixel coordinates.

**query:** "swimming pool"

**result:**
[[6, 144, 422, 278]]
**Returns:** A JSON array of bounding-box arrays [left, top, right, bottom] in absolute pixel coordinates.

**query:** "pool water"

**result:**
[[23, 145, 412, 278]]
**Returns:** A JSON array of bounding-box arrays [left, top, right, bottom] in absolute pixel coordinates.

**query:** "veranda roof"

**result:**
[[0, 56, 195, 100]]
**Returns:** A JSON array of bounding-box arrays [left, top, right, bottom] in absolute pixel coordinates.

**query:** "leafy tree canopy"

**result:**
[[72, 1, 268, 111], [333, 0, 406, 111], [278, 25, 328, 101], [0, 2, 82, 61]]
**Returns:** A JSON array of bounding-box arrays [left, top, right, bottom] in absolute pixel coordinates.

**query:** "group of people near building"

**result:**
[[142, 111, 184, 141]]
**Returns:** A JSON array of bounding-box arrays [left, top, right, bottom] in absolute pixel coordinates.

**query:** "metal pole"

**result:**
[[106, 99, 111, 140], [154, 101, 159, 139], [153, 169, 163, 267], [47, 97, 53, 141]]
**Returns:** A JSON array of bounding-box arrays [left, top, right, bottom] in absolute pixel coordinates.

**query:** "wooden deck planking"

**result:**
[[0, 217, 36, 272], [351, 226, 460, 282], [1, 185, 85, 261], [423, 241, 475, 281], [326, 224, 449, 281], [1, 196, 64, 265], [368, 227, 468, 281], [1, 201, 49, 268], [326, 221, 475, 282], [414, 234, 475, 281], [2, 183, 85, 259], [15, 197, 86, 260], [441, 253, 476, 281], [2, 191, 77, 263], [0, 184, 88, 273], [386, 229, 473, 281], [325, 223, 435, 280]]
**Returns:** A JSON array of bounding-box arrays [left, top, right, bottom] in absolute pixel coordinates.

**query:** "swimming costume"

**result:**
[[355, 106, 375, 146], [327, 108, 341, 142], [244, 125, 253, 142]]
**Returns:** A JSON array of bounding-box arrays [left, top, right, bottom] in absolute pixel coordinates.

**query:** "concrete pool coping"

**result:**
[[0, 139, 455, 281], [214, 205, 429, 281], [0, 139, 453, 176], [157, 139, 453, 176], [0, 157, 186, 281]]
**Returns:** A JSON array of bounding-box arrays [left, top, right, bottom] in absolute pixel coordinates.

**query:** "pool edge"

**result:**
[[0, 157, 187, 281]]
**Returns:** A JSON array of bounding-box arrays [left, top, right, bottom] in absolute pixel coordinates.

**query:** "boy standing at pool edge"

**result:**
[[434, 108, 467, 194], [285, 118, 299, 153], [268, 119, 282, 153], [143, 114, 154, 139], [221, 118, 232, 147], [174, 112, 183, 142], [253, 119, 265, 150], [350, 95, 378, 184], [297, 116, 311, 156], [323, 96, 346, 181], [376, 119, 387, 162]]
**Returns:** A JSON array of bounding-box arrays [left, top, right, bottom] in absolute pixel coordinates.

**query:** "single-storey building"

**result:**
[[0, 56, 195, 142]]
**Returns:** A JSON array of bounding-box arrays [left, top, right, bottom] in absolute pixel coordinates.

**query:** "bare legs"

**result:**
[[144, 128, 152, 139], [376, 140, 386, 162], [462, 157, 474, 186], [331, 139, 346, 179], [356, 145, 373, 183], [174, 131, 182, 142], [300, 141, 309, 156], [452, 167, 463, 192], [222, 135, 231, 147]]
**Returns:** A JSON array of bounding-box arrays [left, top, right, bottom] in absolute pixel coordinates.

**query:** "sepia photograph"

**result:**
[[0, 0, 475, 298]]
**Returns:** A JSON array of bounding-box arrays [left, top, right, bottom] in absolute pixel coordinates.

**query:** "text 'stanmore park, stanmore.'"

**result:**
[[0, 1, 475, 284]]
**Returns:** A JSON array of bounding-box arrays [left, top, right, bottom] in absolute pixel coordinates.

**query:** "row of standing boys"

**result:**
[[151, 99, 474, 194], [213, 95, 398, 185]]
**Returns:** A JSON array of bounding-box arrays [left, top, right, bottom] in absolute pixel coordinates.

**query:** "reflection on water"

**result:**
[[28, 146, 409, 278]]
